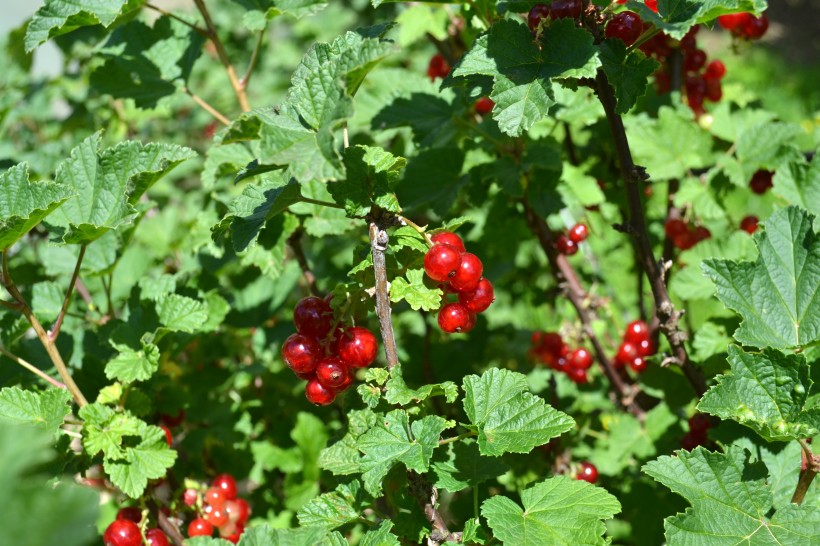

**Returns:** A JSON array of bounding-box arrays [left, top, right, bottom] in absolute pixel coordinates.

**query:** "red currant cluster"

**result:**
[[663, 217, 711, 251], [185, 474, 251, 543], [281, 296, 378, 406], [103, 511, 169, 546], [474, 96, 495, 115], [427, 53, 450, 81], [530, 332, 592, 384], [717, 12, 769, 40], [681, 413, 713, 450], [424, 231, 495, 334], [527, 0, 584, 33], [555, 222, 588, 256], [575, 461, 598, 483], [613, 320, 656, 373]]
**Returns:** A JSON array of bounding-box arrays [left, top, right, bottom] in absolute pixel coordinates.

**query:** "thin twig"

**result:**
[[368, 219, 400, 370], [300, 197, 345, 209], [157, 505, 186, 546], [240, 29, 266, 90], [287, 230, 318, 296], [145, 3, 209, 36], [1, 252, 88, 406], [792, 440, 819, 505], [408, 472, 463, 545], [397, 214, 434, 247], [0, 346, 67, 390], [594, 69, 707, 397], [50, 244, 86, 342], [183, 87, 231, 126], [192, 0, 251, 112]]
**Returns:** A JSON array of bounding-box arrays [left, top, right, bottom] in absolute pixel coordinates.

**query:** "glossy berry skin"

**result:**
[[212, 474, 238, 501], [549, 0, 583, 20], [556, 235, 578, 256], [605, 11, 643, 46], [527, 4, 550, 33], [475, 97, 495, 115], [749, 170, 773, 194], [740, 215, 759, 234], [116, 507, 142, 523], [705, 77, 722, 102], [305, 379, 336, 406], [281, 334, 322, 375], [430, 231, 465, 253], [335, 326, 378, 368], [293, 296, 333, 339], [717, 12, 749, 31], [742, 14, 768, 39], [636, 338, 656, 357], [577, 462, 598, 483], [684, 49, 707, 73], [624, 320, 650, 344], [234, 498, 251, 524], [568, 366, 589, 384], [424, 244, 462, 282], [705, 60, 726, 79], [438, 303, 477, 334], [316, 357, 351, 389], [629, 357, 647, 373], [427, 54, 450, 80], [146, 529, 170, 546], [204, 505, 229, 527], [188, 518, 214, 538], [615, 341, 639, 367], [568, 223, 588, 244], [183, 488, 198, 506], [104, 519, 142, 546], [458, 278, 495, 313], [205, 486, 227, 508], [450, 252, 484, 293], [568, 348, 593, 370]]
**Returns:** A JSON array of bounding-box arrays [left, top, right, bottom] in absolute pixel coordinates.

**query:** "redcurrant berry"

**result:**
[[424, 244, 462, 282], [664, 218, 688, 239], [234, 498, 251, 524], [188, 518, 214, 538], [615, 341, 638, 367], [683, 49, 707, 73], [694, 226, 711, 242], [204, 504, 229, 527], [624, 320, 650, 344], [577, 461, 598, 483], [293, 296, 333, 338], [674, 230, 697, 250], [104, 520, 142, 546], [116, 507, 142, 523], [146, 528, 170, 546], [438, 303, 477, 333], [717, 12, 750, 32], [688, 413, 711, 434], [740, 215, 758, 234], [549, 0, 583, 20], [335, 326, 378, 368], [205, 487, 227, 508], [645, 0, 658, 12], [568, 348, 593, 370], [749, 170, 773, 194], [680, 430, 707, 450], [527, 4, 550, 33], [430, 231, 466, 253], [705, 60, 726, 79], [221, 523, 245, 544], [316, 357, 351, 390], [183, 488, 198, 506], [568, 366, 589, 384], [629, 357, 647, 373], [212, 474, 238, 501], [742, 14, 768, 39], [475, 97, 495, 115], [704, 77, 722, 102], [605, 11, 643, 46], [449, 252, 484, 293], [458, 278, 495, 313], [306, 379, 336, 406], [281, 333, 322, 375], [556, 235, 578, 255], [636, 338, 656, 357], [427, 54, 450, 81], [568, 223, 588, 244]]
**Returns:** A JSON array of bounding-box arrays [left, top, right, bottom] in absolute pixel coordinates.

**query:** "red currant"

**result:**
[[205, 486, 227, 508], [549, 0, 583, 20], [159, 410, 185, 427], [281, 333, 322, 375], [116, 507, 142, 523], [188, 518, 214, 538], [427, 54, 450, 81], [680, 430, 707, 450], [615, 341, 638, 367], [335, 326, 378, 368], [688, 413, 711, 434], [742, 14, 768, 39], [645, 0, 658, 12], [674, 230, 698, 250], [104, 520, 142, 546], [704, 77, 722, 102], [475, 97, 495, 115], [740, 215, 759, 234], [212, 474, 238, 501], [234, 498, 251, 524], [146, 528, 170, 546], [183, 488, 198, 506], [629, 357, 647, 373], [293, 296, 333, 339], [568, 223, 588, 244], [306, 379, 336, 406], [636, 338, 656, 357], [624, 320, 650, 344], [204, 505, 229, 527], [430, 231, 466, 253], [568, 366, 589, 384], [221, 523, 245, 544], [527, 4, 550, 33], [316, 357, 351, 389], [749, 170, 773, 194], [458, 278, 495, 313], [424, 244, 462, 282], [577, 461, 598, 483], [556, 235, 578, 255], [568, 348, 593, 370], [605, 11, 643, 46], [438, 303, 476, 333], [717, 12, 750, 32], [550, 356, 570, 372], [449, 252, 484, 293], [160, 425, 172, 447], [664, 218, 688, 239], [705, 60, 726, 79], [693, 226, 711, 242]]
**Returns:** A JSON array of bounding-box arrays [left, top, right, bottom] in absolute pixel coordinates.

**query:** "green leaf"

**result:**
[[397, 147, 465, 215], [598, 40, 658, 114], [628, 0, 766, 40], [0, 163, 73, 250], [25, 0, 143, 52], [105, 343, 160, 383], [589, 412, 656, 475], [698, 346, 819, 442], [390, 268, 442, 311], [47, 133, 196, 244], [357, 409, 452, 496], [431, 439, 509, 493], [385, 364, 458, 406], [297, 480, 363, 529], [319, 409, 378, 476], [482, 476, 621, 546], [702, 206, 820, 349], [463, 368, 574, 456], [0, 387, 72, 434], [155, 294, 209, 333], [32, 281, 64, 322], [774, 152, 820, 217], [359, 521, 401, 546], [644, 446, 820, 545], [237, 525, 332, 546], [329, 145, 405, 217]]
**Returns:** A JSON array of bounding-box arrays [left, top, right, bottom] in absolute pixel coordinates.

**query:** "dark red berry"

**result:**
[[685, 75, 706, 102], [749, 170, 774, 194], [615, 341, 639, 367], [146, 528, 170, 546], [605, 11, 643, 46], [550, 356, 570, 372], [674, 230, 698, 250], [430, 231, 466, 253], [306, 379, 336, 405], [188, 518, 214, 538], [688, 413, 712, 434], [450, 252, 484, 293], [315, 357, 351, 390], [549, 0, 583, 20], [568, 223, 589, 244], [458, 278, 495, 313], [681, 430, 707, 450], [624, 320, 649, 344], [438, 303, 477, 333], [705, 60, 726, 79], [212, 474, 238, 501], [475, 97, 495, 115], [527, 4, 551, 33], [427, 54, 450, 80], [116, 507, 142, 523], [159, 410, 185, 427], [683, 49, 707, 73], [693, 226, 711, 242], [629, 357, 647, 373], [577, 461, 598, 483], [293, 296, 333, 339], [556, 235, 578, 255], [740, 215, 759, 234], [104, 520, 142, 546], [742, 14, 768, 39], [568, 366, 589, 384], [717, 13, 750, 32], [424, 244, 462, 282], [664, 218, 688, 239], [704, 77, 722, 102], [281, 334, 322, 375], [568, 348, 593, 370], [335, 326, 378, 368]]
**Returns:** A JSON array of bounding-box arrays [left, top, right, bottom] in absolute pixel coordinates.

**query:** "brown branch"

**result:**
[[0, 346, 67, 390], [523, 200, 650, 418], [239, 28, 266, 90], [594, 69, 707, 397], [155, 504, 185, 546], [49, 244, 86, 342], [145, 3, 209, 36], [192, 0, 251, 112], [368, 217, 400, 370], [793, 439, 820, 505], [182, 87, 231, 126], [408, 472, 462, 545]]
